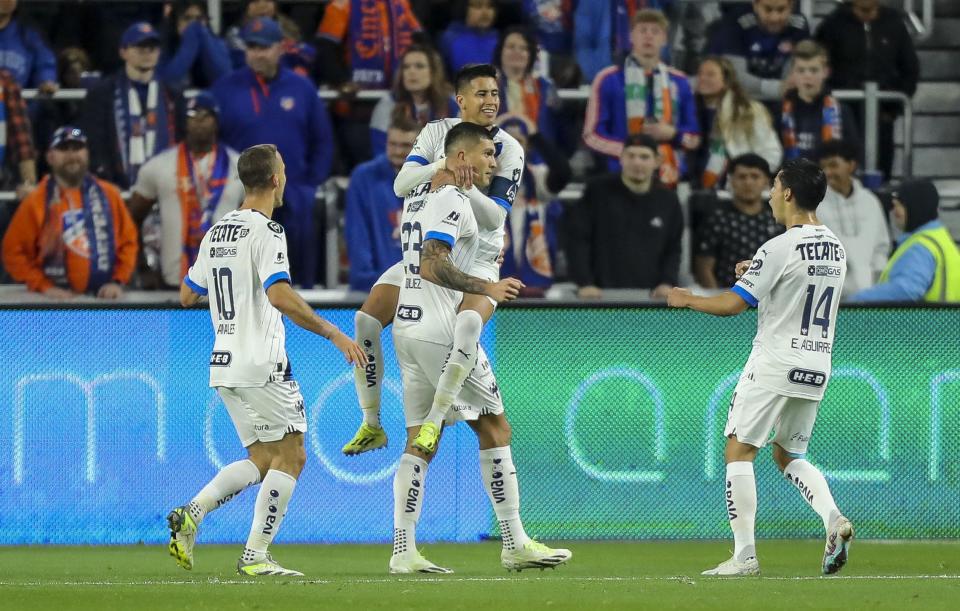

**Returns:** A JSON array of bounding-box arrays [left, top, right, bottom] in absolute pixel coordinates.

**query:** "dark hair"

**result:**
[[392, 43, 453, 122], [622, 134, 659, 154], [388, 113, 422, 134], [816, 139, 859, 163], [454, 63, 498, 94], [444, 121, 493, 155], [237, 144, 279, 191], [493, 26, 538, 76], [778, 158, 827, 211], [729, 153, 771, 177]]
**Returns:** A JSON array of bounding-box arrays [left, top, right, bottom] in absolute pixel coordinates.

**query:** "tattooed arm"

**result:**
[[419, 239, 523, 303]]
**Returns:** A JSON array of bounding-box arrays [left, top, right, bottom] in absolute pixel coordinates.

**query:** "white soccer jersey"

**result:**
[[392, 185, 480, 346], [186, 208, 292, 388], [404, 118, 524, 273], [733, 224, 847, 400]]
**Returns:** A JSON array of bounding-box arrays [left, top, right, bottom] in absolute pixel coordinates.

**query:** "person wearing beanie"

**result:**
[[852, 179, 960, 302]]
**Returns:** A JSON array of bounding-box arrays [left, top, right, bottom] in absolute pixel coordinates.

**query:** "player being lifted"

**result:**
[[169, 144, 365, 576], [342, 63, 523, 456], [388, 122, 571, 573], [667, 158, 854, 576]]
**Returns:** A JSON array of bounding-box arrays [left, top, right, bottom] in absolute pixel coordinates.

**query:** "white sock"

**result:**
[[479, 446, 530, 551], [354, 311, 383, 427], [725, 461, 757, 562], [242, 469, 297, 562], [392, 454, 428, 556], [784, 458, 841, 531], [188, 459, 260, 524], [425, 310, 482, 428]]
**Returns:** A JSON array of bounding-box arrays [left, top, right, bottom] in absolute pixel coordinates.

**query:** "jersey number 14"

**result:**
[[800, 284, 834, 339]]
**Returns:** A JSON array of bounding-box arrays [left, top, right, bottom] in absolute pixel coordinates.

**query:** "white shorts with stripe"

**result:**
[[218, 379, 307, 447], [724, 373, 820, 455]]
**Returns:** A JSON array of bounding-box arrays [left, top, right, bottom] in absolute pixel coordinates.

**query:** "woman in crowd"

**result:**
[[494, 25, 561, 148]]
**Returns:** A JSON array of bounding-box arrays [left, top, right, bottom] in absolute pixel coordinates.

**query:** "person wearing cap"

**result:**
[[0, 0, 57, 92], [211, 16, 334, 288], [157, 0, 232, 90], [128, 92, 244, 289], [2, 126, 137, 299], [852, 179, 960, 303], [567, 133, 684, 300], [79, 21, 182, 189]]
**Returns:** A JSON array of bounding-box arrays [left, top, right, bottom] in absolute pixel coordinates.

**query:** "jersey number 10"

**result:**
[[800, 284, 834, 339], [212, 268, 236, 320]]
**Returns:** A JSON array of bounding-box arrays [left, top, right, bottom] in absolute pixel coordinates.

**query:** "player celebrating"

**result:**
[[388, 123, 571, 574], [667, 158, 853, 576], [342, 63, 523, 456], [168, 144, 365, 576]]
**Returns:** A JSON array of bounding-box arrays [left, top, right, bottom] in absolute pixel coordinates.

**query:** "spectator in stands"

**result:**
[[815, 0, 919, 180], [227, 0, 316, 79], [128, 93, 244, 290], [574, 0, 675, 84], [33, 48, 93, 178], [706, 0, 809, 100], [583, 9, 699, 187], [345, 116, 419, 292], [694, 153, 782, 288], [80, 22, 180, 190], [853, 179, 960, 303], [158, 0, 231, 90], [499, 113, 571, 296], [212, 17, 334, 288], [693, 55, 781, 189], [440, 0, 500, 75], [568, 134, 683, 299], [522, 0, 579, 87], [0, 0, 57, 92], [494, 26, 561, 148], [779, 40, 859, 163], [369, 44, 457, 156], [0, 69, 36, 199], [816, 139, 889, 297], [2, 127, 137, 299]]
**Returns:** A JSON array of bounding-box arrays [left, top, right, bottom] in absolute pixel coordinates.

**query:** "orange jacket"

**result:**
[[2, 175, 138, 293]]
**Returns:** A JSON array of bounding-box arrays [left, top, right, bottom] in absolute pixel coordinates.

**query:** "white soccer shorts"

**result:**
[[218, 380, 307, 446], [394, 335, 504, 427], [723, 373, 820, 454]]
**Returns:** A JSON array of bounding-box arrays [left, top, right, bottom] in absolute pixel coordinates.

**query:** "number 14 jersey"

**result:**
[[732, 224, 847, 400], [186, 208, 292, 388]]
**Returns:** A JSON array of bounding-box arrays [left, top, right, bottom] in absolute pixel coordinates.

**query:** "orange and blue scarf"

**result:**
[[177, 142, 230, 277], [781, 92, 842, 160]]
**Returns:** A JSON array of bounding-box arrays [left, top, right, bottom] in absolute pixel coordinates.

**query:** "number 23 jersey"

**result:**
[[732, 224, 847, 400], [186, 208, 292, 388]]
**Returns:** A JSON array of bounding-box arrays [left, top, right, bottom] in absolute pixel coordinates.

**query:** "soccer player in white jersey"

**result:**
[[388, 122, 572, 574], [342, 63, 523, 456], [168, 144, 365, 576], [667, 158, 854, 576]]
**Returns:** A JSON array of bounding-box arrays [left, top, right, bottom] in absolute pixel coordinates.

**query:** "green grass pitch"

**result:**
[[2, 541, 959, 610]]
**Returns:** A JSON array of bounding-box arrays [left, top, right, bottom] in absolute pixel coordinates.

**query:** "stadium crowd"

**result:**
[[0, 0, 957, 302]]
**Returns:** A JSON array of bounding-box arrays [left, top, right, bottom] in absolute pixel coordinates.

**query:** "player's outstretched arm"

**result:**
[[666, 288, 750, 317], [266, 282, 367, 366], [419, 239, 524, 303]]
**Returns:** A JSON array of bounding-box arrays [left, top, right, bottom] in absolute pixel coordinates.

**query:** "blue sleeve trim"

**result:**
[[184, 274, 207, 296], [491, 196, 512, 212], [731, 285, 759, 308], [263, 271, 292, 291], [406, 154, 430, 166], [424, 231, 455, 248]]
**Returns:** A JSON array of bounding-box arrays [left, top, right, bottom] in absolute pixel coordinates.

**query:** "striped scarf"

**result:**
[[625, 56, 679, 186], [781, 91, 842, 161], [176, 143, 230, 277]]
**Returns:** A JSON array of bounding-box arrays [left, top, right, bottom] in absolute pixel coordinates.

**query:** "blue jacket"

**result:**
[[852, 220, 940, 302], [574, 0, 672, 83], [345, 155, 403, 291], [211, 67, 333, 187], [440, 22, 498, 75], [523, 0, 577, 55], [159, 21, 231, 90], [0, 19, 56, 87], [707, 10, 809, 81]]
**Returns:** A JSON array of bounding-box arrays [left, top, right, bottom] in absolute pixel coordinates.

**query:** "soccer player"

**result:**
[[168, 144, 366, 576], [388, 122, 571, 573], [667, 158, 853, 576], [342, 63, 523, 456]]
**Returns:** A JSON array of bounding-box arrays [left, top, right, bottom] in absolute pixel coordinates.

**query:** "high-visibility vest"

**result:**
[[880, 225, 960, 302]]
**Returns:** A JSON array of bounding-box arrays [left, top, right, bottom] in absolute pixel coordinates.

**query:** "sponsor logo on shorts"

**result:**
[[210, 351, 232, 366], [790, 431, 810, 443], [255, 424, 270, 432], [788, 368, 826, 387], [397, 305, 423, 321]]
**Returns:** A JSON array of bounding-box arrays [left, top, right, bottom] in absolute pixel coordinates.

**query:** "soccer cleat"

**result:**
[[701, 555, 761, 576], [501, 540, 572, 572], [342, 423, 388, 455], [822, 516, 854, 575], [166, 506, 197, 570], [389, 550, 454, 574], [237, 553, 304, 576], [411, 422, 441, 455]]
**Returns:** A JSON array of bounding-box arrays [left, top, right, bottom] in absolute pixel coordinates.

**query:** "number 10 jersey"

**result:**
[[732, 224, 847, 400]]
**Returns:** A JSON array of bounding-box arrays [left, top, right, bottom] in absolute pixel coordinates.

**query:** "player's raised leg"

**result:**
[[702, 436, 761, 577]]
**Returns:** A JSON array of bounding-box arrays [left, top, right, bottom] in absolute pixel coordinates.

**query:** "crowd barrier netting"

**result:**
[[0, 305, 958, 545]]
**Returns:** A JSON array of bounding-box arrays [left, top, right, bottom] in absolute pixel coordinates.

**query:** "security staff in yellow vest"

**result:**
[[853, 179, 960, 302]]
